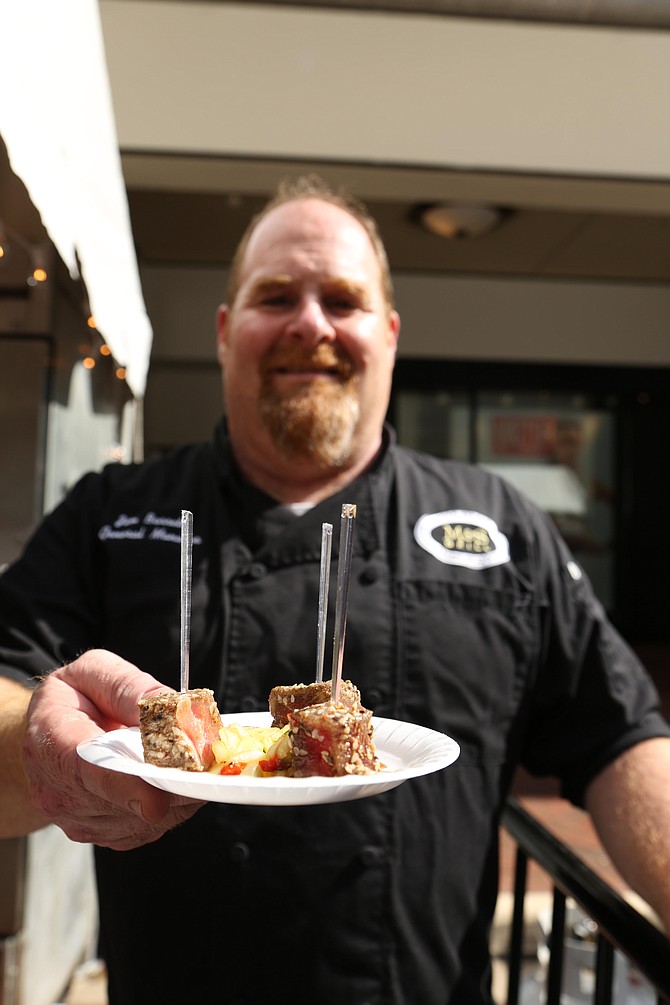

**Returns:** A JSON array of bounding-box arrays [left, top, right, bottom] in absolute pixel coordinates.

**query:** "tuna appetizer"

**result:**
[[138, 688, 223, 772], [268, 678, 362, 727], [288, 701, 380, 777], [138, 682, 380, 779]]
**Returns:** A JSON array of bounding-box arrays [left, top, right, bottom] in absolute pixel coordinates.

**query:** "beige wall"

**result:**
[[102, 0, 670, 451], [392, 273, 670, 366], [140, 262, 670, 450], [99, 1, 670, 182], [140, 263, 670, 368]]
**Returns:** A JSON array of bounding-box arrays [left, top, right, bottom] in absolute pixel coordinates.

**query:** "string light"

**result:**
[[77, 301, 127, 382], [0, 221, 50, 285]]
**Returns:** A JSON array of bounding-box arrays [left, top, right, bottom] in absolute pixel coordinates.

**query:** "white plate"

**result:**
[[77, 713, 460, 806]]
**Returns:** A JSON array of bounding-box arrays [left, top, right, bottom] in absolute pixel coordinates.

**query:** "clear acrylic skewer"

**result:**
[[315, 522, 333, 684], [180, 509, 193, 692], [331, 503, 357, 702]]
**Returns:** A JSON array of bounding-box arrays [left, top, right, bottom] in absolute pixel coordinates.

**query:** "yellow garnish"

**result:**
[[211, 724, 289, 771]]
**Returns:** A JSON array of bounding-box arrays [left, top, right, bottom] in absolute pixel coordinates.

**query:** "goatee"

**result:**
[[258, 346, 360, 468]]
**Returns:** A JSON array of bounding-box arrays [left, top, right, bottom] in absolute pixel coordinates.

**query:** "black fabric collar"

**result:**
[[210, 418, 394, 561]]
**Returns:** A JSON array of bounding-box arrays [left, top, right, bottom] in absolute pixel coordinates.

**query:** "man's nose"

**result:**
[[285, 297, 336, 343]]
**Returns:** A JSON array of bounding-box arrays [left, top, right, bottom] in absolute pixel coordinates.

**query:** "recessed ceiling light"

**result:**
[[419, 202, 503, 239]]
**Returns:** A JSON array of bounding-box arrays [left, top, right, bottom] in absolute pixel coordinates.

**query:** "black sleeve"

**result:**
[[0, 472, 107, 683], [519, 504, 670, 806]]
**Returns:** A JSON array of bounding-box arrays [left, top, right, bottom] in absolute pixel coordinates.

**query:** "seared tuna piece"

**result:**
[[138, 688, 222, 771], [287, 701, 379, 777], [269, 679, 361, 727]]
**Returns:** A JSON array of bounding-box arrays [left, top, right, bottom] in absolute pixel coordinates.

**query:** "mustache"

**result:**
[[260, 343, 356, 380]]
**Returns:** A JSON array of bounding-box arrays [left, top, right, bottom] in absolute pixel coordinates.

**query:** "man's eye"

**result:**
[[326, 298, 358, 312], [262, 294, 293, 307]]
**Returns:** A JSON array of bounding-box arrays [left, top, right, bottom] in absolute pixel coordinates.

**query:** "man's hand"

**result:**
[[21, 649, 203, 851]]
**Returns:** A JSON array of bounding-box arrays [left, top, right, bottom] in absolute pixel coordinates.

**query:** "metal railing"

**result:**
[[501, 798, 670, 1005]]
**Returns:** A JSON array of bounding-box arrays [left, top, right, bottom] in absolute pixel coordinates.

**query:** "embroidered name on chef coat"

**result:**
[[97, 511, 203, 545], [413, 509, 510, 570]]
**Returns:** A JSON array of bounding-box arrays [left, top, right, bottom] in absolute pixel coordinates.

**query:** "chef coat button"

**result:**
[[230, 842, 250, 863], [240, 695, 260, 712], [249, 562, 266, 579], [366, 688, 383, 707], [359, 566, 378, 585], [360, 844, 384, 867]]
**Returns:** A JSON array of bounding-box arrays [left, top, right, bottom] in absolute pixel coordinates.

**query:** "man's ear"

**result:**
[[216, 305, 229, 364], [389, 310, 400, 352]]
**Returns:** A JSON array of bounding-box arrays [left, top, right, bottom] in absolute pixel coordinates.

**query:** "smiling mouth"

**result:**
[[263, 345, 355, 382], [272, 365, 340, 377]]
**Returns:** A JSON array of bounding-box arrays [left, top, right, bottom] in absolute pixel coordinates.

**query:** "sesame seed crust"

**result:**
[[137, 688, 222, 772], [268, 679, 362, 727], [288, 701, 380, 777]]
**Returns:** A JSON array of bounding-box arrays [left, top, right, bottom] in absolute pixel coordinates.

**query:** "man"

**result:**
[[1, 177, 669, 1005]]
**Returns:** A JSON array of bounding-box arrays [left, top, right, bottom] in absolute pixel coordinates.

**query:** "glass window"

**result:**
[[392, 384, 616, 610], [394, 389, 471, 461], [475, 391, 615, 610]]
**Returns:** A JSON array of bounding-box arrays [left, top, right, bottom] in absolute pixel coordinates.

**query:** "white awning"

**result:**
[[0, 0, 152, 398]]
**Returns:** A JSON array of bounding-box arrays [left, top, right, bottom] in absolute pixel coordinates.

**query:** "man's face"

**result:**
[[217, 199, 399, 471]]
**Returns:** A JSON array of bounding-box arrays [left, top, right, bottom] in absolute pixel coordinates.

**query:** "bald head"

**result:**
[[226, 175, 395, 319]]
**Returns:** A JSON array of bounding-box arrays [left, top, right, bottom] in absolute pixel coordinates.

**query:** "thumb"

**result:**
[[57, 649, 176, 727]]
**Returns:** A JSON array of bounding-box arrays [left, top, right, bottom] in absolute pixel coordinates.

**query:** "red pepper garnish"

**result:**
[[258, 756, 289, 773], [219, 762, 243, 776]]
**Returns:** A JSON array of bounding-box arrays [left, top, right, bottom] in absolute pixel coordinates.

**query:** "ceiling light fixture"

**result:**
[[419, 202, 503, 240]]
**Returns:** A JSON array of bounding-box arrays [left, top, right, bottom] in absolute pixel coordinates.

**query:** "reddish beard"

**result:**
[[258, 345, 360, 468]]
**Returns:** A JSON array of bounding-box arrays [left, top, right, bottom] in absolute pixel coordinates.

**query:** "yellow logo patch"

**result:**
[[414, 510, 510, 570]]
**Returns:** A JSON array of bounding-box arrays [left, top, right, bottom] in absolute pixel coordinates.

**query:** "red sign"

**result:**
[[491, 415, 557, 457]]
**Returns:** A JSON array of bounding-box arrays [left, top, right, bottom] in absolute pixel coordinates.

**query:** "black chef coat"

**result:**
[[1, 421, 667, 1005]]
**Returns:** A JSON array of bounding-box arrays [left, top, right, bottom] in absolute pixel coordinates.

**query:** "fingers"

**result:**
[[93, 801, 204, 852], [77, 758, 174, 825], [27, 751, 204, 849], [22, 649, 198, 850], [42, 792, 203, 851]]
